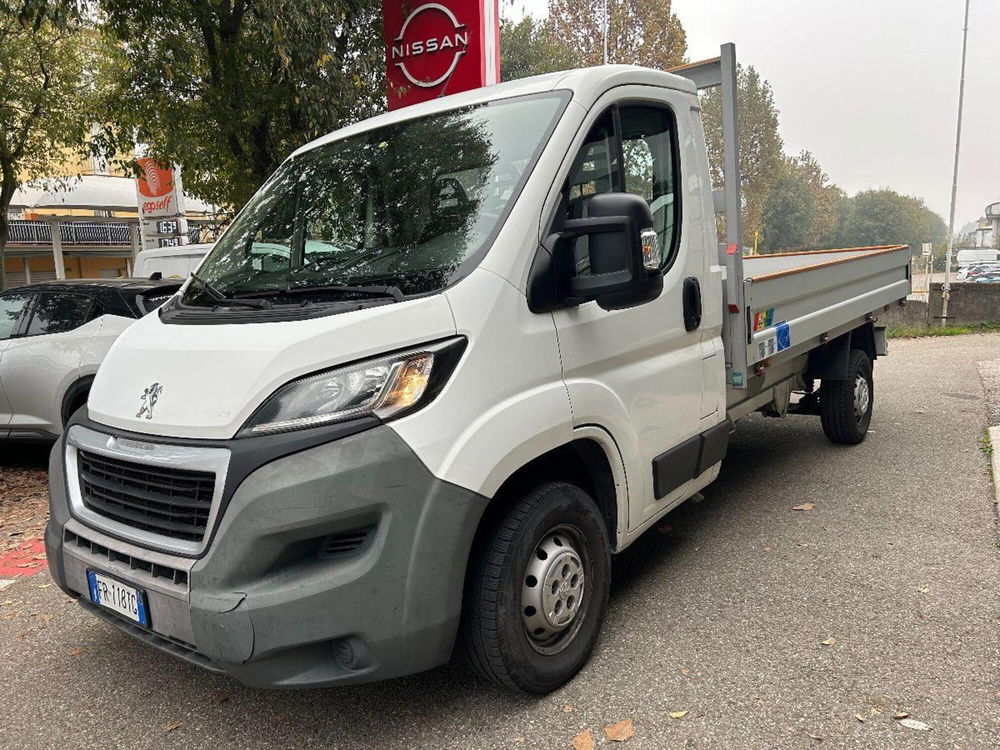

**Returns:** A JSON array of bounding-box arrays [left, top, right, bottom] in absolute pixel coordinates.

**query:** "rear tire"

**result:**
[[819, 349, 873, 444], [461, 482, 611, 694]]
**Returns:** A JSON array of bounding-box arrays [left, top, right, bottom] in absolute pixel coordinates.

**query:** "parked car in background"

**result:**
[[958, 262, 1000, 282], [0, 278, 182, 442], [133, 243, 213, 279]]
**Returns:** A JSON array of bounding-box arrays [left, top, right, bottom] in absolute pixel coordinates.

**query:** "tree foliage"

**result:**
[[0, 7, 94, 290], [547, 0, 686, 69], [838, 189, 946, 253], [93, 0, 385, 212], [701, 65, 784, 247], [500, 14, 576, 81], [760, 169, 815, 254]]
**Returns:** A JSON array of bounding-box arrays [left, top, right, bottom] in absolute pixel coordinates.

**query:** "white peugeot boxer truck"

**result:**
[[46, 46, 911, 693]]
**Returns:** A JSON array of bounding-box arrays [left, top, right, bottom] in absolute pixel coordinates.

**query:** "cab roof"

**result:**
[[292, 65, 697, 159]]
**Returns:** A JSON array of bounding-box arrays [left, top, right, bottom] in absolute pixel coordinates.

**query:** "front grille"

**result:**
[[78, 450, 215, 543]]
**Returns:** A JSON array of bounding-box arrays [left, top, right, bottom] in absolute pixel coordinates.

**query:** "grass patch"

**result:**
[[887, 322, 1000, 339], [980, 430, 994, 459]]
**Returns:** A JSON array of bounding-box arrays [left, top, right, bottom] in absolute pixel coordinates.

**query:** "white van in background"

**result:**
[[955, 248, 1000, 268], [133, 243, 213, 279]]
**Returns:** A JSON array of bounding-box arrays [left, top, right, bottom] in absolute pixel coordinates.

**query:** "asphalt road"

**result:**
[[2, 334, 999, 749]]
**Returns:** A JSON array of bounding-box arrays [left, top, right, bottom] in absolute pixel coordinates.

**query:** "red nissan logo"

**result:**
[[390, 3, 470, 88]]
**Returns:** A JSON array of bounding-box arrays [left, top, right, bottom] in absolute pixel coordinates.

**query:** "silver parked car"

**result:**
[[0, 278, 182, 442]]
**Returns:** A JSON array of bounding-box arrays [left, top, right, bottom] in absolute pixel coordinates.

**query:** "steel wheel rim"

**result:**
[[853, 373, 871, 422], [521, 525, 590, 655]]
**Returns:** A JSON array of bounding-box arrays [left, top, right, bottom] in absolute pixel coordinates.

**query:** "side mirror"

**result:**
[[563, 192, 663, 311]]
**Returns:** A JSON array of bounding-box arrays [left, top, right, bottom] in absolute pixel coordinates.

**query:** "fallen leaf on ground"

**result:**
[[763, 546, 773, 552], [68, 646, 88, 656], [893, 712, 909, 720], [916, 586, 929, 593], [898, 719, 932, 731], [792, 503, 815, 511], [571, 729, 595, 750], [854, 714, 865, 723], [680, 668, 691, 676], [162, 721, 183, 734], [604, 720, 634, 742], [513, 738, 525, 744], [668, 711, 688, 719], [806, 731, 824, 741], [37, 583, 51, 589], [820, 637, 837, 646], [561, 704, 574, 713]]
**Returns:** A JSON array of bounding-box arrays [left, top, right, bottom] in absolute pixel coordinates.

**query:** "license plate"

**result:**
[[87, 570, 150, 627]]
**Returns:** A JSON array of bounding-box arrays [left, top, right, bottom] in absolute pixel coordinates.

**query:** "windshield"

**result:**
[[181, 93, 568, 308]]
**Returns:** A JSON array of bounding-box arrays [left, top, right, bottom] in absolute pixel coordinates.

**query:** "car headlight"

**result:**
[[239, 337, 466, 437]]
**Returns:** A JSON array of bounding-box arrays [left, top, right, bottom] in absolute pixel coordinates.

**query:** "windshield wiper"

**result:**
[[233, 284, 405, 303], [189, 272, 272, 309]]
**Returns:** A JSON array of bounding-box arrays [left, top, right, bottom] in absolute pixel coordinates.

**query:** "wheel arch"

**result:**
[[471, 429, 628, 556], [61, 374, 95, 427]]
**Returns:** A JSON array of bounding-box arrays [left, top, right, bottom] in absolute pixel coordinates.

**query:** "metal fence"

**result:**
[[7, 220, 132, 246]]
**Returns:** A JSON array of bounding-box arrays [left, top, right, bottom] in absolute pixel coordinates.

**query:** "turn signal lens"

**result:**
[[641, 229, 660, 271], [376, 354, 433, 415]]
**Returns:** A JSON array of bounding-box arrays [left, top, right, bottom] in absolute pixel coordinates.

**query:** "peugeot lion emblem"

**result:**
[[136, 382, 163, 420]]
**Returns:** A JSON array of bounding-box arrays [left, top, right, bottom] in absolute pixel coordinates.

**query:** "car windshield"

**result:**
[[182, 93, 568, 307]]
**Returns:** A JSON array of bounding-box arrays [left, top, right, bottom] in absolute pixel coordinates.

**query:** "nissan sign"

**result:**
[[383, 0, 499, 110]]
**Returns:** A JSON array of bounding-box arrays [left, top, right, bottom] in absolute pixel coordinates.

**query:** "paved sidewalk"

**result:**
[[1, 334, 998, 749]]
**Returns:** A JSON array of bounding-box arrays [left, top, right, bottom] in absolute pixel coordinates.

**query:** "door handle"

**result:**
[[683, 277, 702, 332]]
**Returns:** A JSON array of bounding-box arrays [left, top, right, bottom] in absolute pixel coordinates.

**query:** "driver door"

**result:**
[[551, 94, 706, 531]]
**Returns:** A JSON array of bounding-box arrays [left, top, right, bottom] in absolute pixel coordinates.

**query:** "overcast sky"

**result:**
[[509, 0, 999, 228]]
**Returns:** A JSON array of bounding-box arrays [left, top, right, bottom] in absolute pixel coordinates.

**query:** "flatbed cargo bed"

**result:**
[[739, 244, 911, 370]]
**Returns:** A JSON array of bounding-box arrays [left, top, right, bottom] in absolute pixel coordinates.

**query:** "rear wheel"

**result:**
[[461, 482, 611, 694], [819, 349, 873, 444]]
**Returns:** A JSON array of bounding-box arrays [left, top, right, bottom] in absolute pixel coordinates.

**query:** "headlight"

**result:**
[[239, 337, 466, 437]]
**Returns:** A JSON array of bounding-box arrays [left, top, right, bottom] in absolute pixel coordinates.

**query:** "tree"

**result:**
[[93, 0, 385, 212], [500, 14, 577, 81], [760, 169, 815, 253], [787, 150, 839, 247], [0, 9, 93, 290], [548, 0, 686, 70], [701, 65, 784, 248], [838, 189, 947, 253]]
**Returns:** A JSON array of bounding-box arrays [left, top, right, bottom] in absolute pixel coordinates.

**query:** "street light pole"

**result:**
[[602, 0, 609, 64], [941, 0, 972, 327]]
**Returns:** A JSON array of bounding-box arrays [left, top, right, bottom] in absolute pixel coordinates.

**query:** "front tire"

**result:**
[[461, 482, 611, 694], [820, 349, 873, 444]]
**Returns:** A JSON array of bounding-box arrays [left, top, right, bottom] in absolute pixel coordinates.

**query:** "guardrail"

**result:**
[[7, 220, 132, 246]]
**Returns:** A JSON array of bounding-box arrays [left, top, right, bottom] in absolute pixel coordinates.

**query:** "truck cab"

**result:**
[[46, 52, 908, 694]]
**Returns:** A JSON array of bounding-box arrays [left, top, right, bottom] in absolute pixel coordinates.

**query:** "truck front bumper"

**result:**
[[45, 423, 487, 688]]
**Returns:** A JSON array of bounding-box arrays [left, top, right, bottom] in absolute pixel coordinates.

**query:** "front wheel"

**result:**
[[819, 348, 873, 444], [461, 482, 611, 694]]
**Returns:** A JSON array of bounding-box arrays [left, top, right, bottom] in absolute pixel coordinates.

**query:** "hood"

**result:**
[[88, 297, 456, 440]]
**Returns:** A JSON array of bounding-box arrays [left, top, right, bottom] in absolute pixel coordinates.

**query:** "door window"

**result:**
[[25, 293, 95, 336], [560, 104, 681, 273], [0, 294, 29, 340], [619, 106, 679, 267]]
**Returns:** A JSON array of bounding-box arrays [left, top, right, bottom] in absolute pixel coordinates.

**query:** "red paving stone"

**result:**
[[0, 538, 47, 578]]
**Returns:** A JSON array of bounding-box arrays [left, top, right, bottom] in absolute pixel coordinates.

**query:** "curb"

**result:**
[[989, 426, 1000, 506]]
